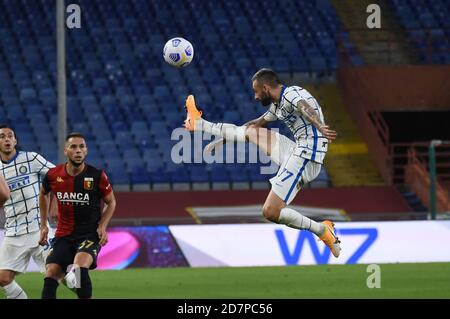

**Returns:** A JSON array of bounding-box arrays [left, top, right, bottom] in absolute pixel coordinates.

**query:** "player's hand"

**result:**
[[319, 125, 337, 142], [39, 226, 49, 246], [97, 225, 108, 246]]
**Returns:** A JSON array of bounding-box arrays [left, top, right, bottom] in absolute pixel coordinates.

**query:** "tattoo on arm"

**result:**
[[298, 100, 324, 129]]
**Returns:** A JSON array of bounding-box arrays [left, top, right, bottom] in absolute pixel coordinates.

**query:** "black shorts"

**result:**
[[46, 234, 102, 271]]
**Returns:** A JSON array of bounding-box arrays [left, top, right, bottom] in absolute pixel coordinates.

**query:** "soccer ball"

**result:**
[[163, 37, 194, 68], [64, 264, 80, 289]]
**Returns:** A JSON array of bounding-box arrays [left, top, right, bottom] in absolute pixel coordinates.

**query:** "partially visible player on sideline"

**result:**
[[183, 69, 341, 257], [39, 132, 116, 299], [0, 125, 55, 299], [0, 175, 9, 207]]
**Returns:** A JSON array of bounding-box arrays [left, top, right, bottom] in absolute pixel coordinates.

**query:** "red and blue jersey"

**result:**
[[42, 164, 112, 237]]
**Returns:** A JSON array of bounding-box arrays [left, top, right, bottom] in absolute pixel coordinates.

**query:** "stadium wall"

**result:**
[[7, 220, 450, 272], [340, 65, 450, 111], [113, 187, 411, 221]]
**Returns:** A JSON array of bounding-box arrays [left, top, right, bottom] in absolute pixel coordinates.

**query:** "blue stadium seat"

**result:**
[[150, 172, 172, 184], [171, 169, 190, 183], [108, 170, 130, 185], [391, 0, 450, 62], [131, 168, 151, 185]]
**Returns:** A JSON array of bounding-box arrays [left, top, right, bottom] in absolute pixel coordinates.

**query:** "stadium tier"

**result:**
[[390, 0, 450, 63], [0, 0, 345, 189]]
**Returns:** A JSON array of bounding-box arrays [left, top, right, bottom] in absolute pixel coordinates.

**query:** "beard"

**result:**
[[259, 93, 272, 106], [69, 158, 84, 167]]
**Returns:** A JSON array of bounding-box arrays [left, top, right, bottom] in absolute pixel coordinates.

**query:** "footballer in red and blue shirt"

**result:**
[[39, 133, 117, 299]]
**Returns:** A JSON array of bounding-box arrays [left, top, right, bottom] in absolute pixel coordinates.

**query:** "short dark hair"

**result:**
[[66, 132, 85, 141], [0, 124, 15, 135], [251, 68, 281, 87]]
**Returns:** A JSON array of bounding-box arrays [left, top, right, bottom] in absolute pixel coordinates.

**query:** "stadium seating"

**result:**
[[390, 0, 450, 64], [0, 0, 354, 189]]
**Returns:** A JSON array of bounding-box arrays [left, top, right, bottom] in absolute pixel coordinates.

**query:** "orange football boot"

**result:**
[[319, 220, 341, 258], [183, 95, 202, 131]]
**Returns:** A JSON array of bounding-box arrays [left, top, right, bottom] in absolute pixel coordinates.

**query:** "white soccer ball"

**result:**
[[163, 37, 194, 68], [64, 264, 80, 289]]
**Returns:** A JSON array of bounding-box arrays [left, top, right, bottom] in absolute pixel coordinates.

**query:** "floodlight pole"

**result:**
[[56, 0, 67, 163]]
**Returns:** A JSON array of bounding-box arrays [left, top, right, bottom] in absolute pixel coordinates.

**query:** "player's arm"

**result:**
[[48, 194, 59, 227], [0, 175, 10, 207], [38, 172, 52, 245], [97, 191, 116, 246], [297, 100, 337, 142], [38, 186, 51, 246]]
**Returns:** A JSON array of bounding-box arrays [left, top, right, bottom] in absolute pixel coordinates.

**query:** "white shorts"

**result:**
[[269, 133, 321, 205], [0, 229, 54, 274]]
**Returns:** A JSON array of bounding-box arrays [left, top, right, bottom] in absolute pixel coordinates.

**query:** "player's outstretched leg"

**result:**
[[183, 95, 248, 142], [184, 94, 276, 153], [183, 95, 286, 161], [262, 191, 341, 258], [0, 271, 27, 299]]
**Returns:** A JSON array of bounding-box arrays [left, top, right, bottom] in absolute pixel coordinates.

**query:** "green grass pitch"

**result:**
[[4, 263, 450, 299]]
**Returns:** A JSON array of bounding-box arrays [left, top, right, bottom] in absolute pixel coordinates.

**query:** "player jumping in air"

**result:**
[[39, 132, 116, 299], [183, 68, 341, 257]]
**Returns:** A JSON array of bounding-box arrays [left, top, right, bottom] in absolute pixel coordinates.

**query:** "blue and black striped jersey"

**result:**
[[1, 151, 54, 236], [263, 86, 328, 164]]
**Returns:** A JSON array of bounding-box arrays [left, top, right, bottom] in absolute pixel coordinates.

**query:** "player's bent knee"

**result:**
[[245, 126, 257, 138], [262, 204, 281, 223], [0, 277, 11, 287], [45, 264, 62, 280], [74, 252, 94, 269], [246, 127, 266, 140], [0, 271, 14, 286]]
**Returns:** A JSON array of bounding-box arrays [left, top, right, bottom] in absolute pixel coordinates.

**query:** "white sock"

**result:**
[[3, 280, 28, 299], [197, 119, 247, 142], [278, 207, 325, 236]]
